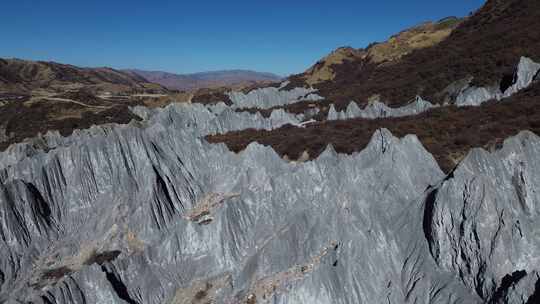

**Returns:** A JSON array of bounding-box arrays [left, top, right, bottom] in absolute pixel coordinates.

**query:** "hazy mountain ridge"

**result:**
[[125, 69, 282, 91], [0, 58, 165, 95]]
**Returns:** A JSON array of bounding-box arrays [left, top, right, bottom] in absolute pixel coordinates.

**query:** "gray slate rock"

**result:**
[[0, 88, 539, 303], [424, 131, 540, 302]]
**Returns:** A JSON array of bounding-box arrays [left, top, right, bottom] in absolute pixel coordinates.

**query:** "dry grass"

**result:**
[[301, 18, 461, 86], [304, 47, 366, 85]]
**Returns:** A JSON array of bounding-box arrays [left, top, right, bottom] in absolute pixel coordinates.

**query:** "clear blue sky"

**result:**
[[0, 0, 485, 76]]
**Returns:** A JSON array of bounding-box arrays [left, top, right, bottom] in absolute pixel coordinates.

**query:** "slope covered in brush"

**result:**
[[287, 0, 540, 108]]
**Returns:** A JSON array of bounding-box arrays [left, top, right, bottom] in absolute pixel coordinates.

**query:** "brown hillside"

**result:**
[[301, 17, 462, 86], [288, 0, 540, 109], [0, 58, 167, 94]]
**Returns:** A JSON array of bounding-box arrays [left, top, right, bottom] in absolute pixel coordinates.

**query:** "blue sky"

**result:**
[[0, 0, 485, 76]]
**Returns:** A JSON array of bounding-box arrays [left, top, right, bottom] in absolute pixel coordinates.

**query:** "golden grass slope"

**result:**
[[303, 17, 463, 86]]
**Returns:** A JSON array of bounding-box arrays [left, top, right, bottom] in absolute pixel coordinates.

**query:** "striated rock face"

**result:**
[[0, 102, 304, 168], [0, 90, 539, 303], [327, 96, 438, 120]]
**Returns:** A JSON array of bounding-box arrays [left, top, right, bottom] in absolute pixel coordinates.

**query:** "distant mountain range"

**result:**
[[0, 58, 166, 95], [124, 69, 282, 91], [0, 59, 282, 95]]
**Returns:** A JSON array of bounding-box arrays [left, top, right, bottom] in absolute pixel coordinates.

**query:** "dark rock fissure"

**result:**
[[489, 270, 527, 303], [152, 166, 176, 214], [422, 188, 439, 259], [533, 69, 540, 82], [150, 165, 177, 229], [475, 263, 487, 299], [500, 72, 516, 93], [25, 182, 53, 227], [41, 295, 54, 304], [165, 174, 184, 210], [526, 276, 540, 304], [100, 265, 139, 304]]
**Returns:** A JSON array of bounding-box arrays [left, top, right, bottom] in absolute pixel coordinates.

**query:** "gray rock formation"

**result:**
[[327, 96, 438, 120], [131, 102, 303, 136], [502, 57, 540, 98], [456, 56, 540, 107], [455, 85, 502, 107], [0, 102, 303, 168], [1, 85, 540, 303], [424, 131, 540, 303], [227, 85, 323, 109]]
